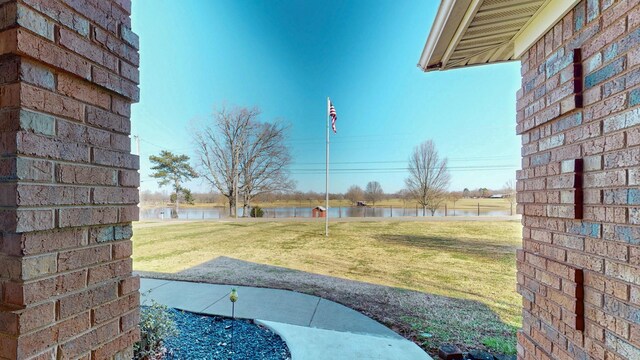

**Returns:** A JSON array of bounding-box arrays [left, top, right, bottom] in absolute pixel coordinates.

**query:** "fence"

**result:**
[[140, 203, 516, 220]]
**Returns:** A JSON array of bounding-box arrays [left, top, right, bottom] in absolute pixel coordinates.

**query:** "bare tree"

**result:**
[[239, 120, 294, 215], [448, 191, 463, 216], [194, 105, 292, 216], [503, 180, 517, 215], [365, 181, 384, 206], [405, 140, 451, 216], [396, 188, 411, 208], [345, 185, 364, 205]]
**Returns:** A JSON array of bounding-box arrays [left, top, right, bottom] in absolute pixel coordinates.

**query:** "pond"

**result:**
[[139, 205, 511, 220]]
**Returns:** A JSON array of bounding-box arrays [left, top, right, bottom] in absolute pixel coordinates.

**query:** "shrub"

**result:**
[[134, 301, 179, 360], [250, 206, 264, 218]]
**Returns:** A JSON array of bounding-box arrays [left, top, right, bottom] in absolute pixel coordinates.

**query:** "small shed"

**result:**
[[312, 206, 326, 218]]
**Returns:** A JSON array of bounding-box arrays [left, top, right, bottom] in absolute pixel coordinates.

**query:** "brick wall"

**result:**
[[0, 0, 140, 359], [516, 1, 640, 359]]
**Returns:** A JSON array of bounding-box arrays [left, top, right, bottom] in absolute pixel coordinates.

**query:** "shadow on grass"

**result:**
[[373, 233, 518, 259], [135, 256, 518, 356]]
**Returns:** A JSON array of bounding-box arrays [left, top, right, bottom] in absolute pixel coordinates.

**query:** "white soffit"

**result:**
[[418, 0, 580, 72]]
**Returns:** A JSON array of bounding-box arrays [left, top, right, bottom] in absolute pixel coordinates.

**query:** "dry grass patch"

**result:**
[[133, 220, 521, 354]]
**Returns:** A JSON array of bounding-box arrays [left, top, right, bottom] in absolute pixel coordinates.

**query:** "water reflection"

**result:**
[[139, 206, 510, 220]]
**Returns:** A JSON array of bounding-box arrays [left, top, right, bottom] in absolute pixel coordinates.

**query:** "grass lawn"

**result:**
[[132, 219, 522, 354]]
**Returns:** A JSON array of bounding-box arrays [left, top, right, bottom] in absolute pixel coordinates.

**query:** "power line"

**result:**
[[288, 165, 516, 171], [291, 156, 515, 165], [287, 166, 518, 175]]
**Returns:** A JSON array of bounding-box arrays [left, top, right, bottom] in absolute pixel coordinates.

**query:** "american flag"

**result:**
[[329, 101, 337, 133]]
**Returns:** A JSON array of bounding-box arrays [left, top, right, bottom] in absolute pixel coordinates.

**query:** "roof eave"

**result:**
[[418, 0, 582, 73], [417, 0, 473, 72]]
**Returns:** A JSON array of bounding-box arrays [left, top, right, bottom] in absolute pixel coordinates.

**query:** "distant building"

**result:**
[[312, 206, 326, 218]]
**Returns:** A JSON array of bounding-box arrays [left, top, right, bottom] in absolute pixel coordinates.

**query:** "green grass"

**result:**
[[482, 336, 518, 354], [132, 219, 522, 353]]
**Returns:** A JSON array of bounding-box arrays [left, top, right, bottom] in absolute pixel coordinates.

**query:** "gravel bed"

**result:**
[[163, 308, 291, 360]]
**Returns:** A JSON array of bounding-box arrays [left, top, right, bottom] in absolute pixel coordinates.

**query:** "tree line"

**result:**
[[148, 104, 514, 217]]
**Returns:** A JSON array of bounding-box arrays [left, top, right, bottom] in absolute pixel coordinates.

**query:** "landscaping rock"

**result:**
[[493, 355, 516, 360], [439, 344, 464, 360], [467, 350, 493, 360], [162, 308, 290, 359]]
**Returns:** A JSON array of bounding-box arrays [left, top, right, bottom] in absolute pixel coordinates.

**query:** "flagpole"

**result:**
[[325, 97, 330, 237]]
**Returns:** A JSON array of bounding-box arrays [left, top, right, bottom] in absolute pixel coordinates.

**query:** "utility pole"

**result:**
[[235, 171, 239, 219], [133, 135, 140, 156]]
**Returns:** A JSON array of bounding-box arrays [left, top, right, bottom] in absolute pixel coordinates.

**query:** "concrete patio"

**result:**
[[141, 278, 432, 359]]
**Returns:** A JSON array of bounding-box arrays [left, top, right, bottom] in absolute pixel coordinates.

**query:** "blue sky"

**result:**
[[131, 0, 521, 194]]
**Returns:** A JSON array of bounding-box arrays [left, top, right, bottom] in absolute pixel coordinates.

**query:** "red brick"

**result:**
[[15, 29, 91, 80], [58, 245, 111, 272], [14, 209, 55, 232], [56, 163, 117, 186], [57, 207, 119, 228], [119, 208, 139, 225], [92, 26, 139, 66], [61, 0, 127, 34], [58, 27, 118, 72], [91, 292, 137, 324], [16, 184, 89, 206], [16, 131, 90, 163], [584, 92, 627, 122], [57, 311, 91, 342], [57, 282, 117, 319], [92, 147, 138, 169], [21, 0, 90, 36], [57, 119, 112, 148], [1, 228, 87, 256], [85, 106, 129, 133], [120, 308, 139, 332], [15, 302, 55, 333], [583, 16, 626, 58], [19, 59, 55, 90], [92, 66, 139, 101], [111, 132, 130, 152], [57, 320, 119, 358], [87, 258, 131, 285], [57, 73, 111, 109], [91, 328, 139, 360], [112, 242, 132, 259], [15, 324, 56, 358], [0, 1, 139, 358], [111, 95, 130, 117], [92, 187, 138, 205], [119, 59, 139, 83], [0, 28, 18, 55], [118, 276, 139, 296], [20, 82, 84, 121], [0, 83, 21, 107], [118, 169, 139, 187]]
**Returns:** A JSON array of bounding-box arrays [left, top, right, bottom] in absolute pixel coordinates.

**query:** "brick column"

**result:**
[[0, 1, 140, 359], [516, 1, 640, 359]]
